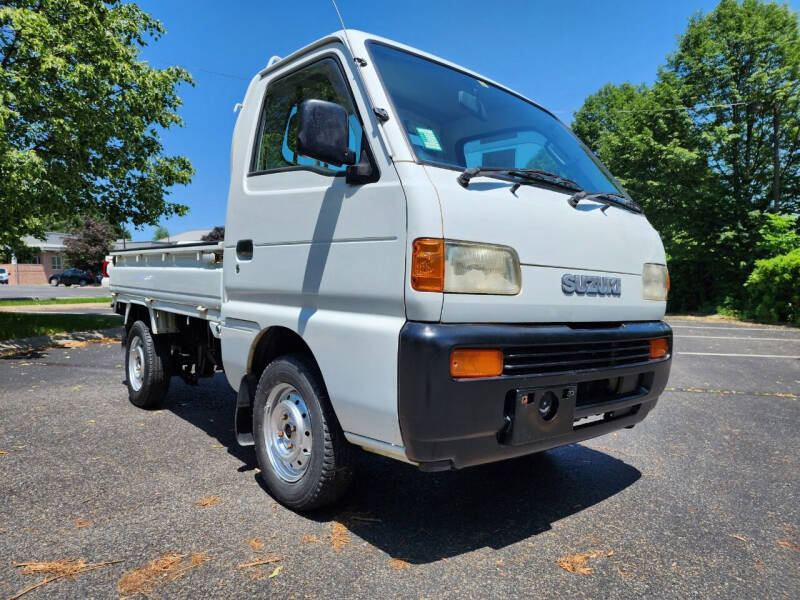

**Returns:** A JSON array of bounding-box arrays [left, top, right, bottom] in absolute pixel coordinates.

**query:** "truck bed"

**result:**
[[109, 242, 224, 321]]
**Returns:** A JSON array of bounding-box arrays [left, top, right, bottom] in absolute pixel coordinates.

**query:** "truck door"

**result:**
[[222, 44, 408, 447]]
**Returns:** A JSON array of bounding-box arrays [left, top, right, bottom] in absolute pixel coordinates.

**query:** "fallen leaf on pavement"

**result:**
[[302, 534, 322, 544], [388, 558, 411, 570], [195, 495, 220, 508], [777, 540, 799, 552], [238, 556, 281, 569], [117, 552, 207, 596], [556, 550, 606, 575], [74, 519, 91, 528], [11, 559, 121, 600], [245, 537, 265, 552], [330, 522, 350, 552], [268, 565, 283, 579], [189, 552, 210, 567]]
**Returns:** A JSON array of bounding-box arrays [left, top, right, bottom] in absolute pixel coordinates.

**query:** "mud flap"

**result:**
[[235, 374, 257, 446]]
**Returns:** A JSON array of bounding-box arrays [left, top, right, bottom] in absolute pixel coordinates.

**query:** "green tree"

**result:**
[[668, 0, 800, 215], [152, 225, 169, 241], [63, 217, 115, 272], [201, 226, 225, 242], [572, 0, 800, 312], [0, 0, 194, 251]]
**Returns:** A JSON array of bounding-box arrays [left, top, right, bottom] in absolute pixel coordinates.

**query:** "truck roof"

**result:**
[[259, 29, 554, 121]]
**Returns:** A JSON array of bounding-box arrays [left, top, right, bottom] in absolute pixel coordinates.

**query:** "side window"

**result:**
[[252, 57, 363, 174]]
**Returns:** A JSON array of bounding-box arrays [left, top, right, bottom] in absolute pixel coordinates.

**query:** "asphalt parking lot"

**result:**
[[1, 318, 798, 599], [0, 284, 107, 301]]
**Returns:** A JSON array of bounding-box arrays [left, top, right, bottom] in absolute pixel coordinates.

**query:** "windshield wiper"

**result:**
[[567, 190, 641, 214], [457, 166, 582, 192]]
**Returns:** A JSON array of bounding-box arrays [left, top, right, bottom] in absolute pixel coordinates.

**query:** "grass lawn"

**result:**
[[0, 313, 121, 342], [0, 296, 112, 307]]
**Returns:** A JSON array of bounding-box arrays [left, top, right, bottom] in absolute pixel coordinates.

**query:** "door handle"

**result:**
[[236, 239, 253, 260]]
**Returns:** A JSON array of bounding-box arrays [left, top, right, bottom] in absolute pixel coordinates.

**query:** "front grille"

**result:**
[[503, 339, 655, 376]]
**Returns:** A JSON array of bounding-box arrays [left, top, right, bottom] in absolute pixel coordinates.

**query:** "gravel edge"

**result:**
[[0, 326, 124, 356]]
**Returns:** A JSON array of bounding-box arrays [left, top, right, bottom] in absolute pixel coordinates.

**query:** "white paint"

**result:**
[[677, 335, 800, 342], [670, 325, 789, 332], [677, 352, 800, 359]]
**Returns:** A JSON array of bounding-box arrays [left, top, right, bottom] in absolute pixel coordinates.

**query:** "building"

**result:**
[[0, 232, 67, 285], [1, 229, 214, 284], [156, 229, 213, 244], [110, 229, 212, 251]]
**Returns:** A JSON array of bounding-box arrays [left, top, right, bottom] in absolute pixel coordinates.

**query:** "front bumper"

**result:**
[[398, 320, 672, 471]]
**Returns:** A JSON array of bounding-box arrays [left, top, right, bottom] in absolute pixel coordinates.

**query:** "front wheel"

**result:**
[[253, 354, 353, 511], [125, 320, 171, 409]]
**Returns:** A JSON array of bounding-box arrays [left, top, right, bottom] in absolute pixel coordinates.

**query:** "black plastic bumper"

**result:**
[[398, 320, 672, 471]]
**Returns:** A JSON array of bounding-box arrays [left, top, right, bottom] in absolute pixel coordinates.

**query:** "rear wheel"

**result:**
[[253, 354, 353, 511], [125, 320, 171, 409]]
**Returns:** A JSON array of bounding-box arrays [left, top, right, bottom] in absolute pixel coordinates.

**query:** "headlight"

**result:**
[[445, 241, 521, 294], [642, 263, 669, 300], [411, 239, 522, 295]]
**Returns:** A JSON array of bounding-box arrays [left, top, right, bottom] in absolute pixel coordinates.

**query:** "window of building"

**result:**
[[51, 255, 62, 270]]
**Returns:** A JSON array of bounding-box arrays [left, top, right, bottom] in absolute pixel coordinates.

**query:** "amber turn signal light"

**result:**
[[649, 338, 669, 360], [450, 348, 503, 378], [411, 238, 445, 292]]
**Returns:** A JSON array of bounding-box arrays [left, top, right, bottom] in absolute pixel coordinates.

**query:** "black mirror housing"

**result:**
[[296, 99, 356, 167]]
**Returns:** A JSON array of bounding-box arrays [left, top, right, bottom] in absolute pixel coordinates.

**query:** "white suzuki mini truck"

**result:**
[[110, 31, 672, 511]]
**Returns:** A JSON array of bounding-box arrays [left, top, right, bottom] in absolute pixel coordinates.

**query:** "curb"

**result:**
[[0, 326, 124, 356], [0, 303, 111, 313]]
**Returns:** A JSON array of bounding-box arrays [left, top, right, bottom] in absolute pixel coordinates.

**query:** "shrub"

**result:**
[[744, 249, 800, 325]]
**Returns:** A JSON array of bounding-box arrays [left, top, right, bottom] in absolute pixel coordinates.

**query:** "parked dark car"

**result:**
[[49, 268, 97, 287]]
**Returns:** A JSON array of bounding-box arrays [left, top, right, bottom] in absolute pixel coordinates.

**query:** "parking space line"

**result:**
[[676, 335, 800, 342], [670, 325, 790, 332], [677, 352, 800, 359], [665, 387, 799, 399]]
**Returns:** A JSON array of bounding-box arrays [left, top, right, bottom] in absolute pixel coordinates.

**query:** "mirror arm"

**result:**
[[346, 147, 379, 185]]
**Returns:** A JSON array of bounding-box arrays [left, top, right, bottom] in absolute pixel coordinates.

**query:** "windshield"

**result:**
[[368, 43, 624, 196]]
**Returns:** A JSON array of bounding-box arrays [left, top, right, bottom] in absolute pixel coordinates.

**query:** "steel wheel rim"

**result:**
[[263, 383, 313, 482], [128, 336, 145, 391]]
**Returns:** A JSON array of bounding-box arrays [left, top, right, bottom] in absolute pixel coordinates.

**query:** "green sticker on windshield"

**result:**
[[416, 127, 442, 152]]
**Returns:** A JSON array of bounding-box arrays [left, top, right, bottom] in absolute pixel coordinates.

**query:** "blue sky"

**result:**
[[131, 0, 798, 241]]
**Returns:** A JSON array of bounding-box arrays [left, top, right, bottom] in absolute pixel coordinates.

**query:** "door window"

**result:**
[[251, 57, 363, 175]]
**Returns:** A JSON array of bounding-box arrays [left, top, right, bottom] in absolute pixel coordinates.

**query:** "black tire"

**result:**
[[253, 354, 354, 511], [124, 320, 171, 409]]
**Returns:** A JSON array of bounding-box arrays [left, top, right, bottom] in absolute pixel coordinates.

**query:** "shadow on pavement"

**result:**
[[161, 373, 258, 471], [308, 446, 640, 563], [163, 373, 641, 564]]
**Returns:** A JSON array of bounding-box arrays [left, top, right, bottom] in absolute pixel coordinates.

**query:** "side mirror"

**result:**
[[296, 99, 356, 167]]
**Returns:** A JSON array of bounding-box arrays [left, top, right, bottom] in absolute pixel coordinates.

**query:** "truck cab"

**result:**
[[110, 30, 671, 511]]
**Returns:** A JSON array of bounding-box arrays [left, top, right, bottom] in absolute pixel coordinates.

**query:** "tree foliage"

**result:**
[[63, 217, 114, 271], [572, 0, 800, 313], [0, 0, 194, 251], [745, 248, 800, 324], [152, 225, 169, 241], [201, 226, 224, 242]]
